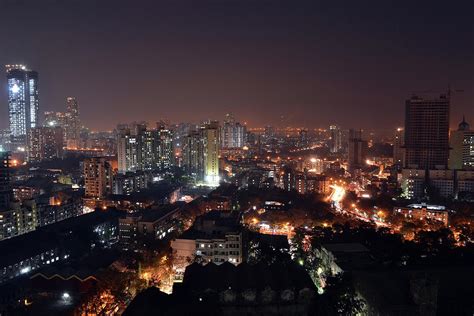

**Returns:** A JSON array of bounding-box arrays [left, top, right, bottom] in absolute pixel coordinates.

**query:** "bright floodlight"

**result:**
[[205, 175, 220, 187], [20, 267, 31, 274], [11, 84, 20, 93], [62, 292, 70, 300]]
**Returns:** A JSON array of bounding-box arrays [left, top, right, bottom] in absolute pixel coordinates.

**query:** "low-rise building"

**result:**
[[263, 200, 287, 212], [394, 203, 449, 226], [0, 199, 37, 240], [0, 209, 121, 284], [171, 211, 242, 281], [118, 204, 182, 250], [197, 196, 232, 212], [36, 191, 83, 227], [125, 261, 316, 315], [401, 168, 474, 199], [13, 186, 40, 202], [317, 243, 371, 276], [113, 171, 150, 195]]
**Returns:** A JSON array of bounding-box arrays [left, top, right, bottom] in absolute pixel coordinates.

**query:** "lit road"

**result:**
[[328, 184, 389, 228], [328, 184, 345, 211]]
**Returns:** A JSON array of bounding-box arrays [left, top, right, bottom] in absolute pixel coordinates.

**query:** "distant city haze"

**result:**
[[0, 0, 472, 131]]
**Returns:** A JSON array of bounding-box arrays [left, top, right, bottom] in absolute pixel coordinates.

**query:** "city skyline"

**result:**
[[0, 0, 472, 131], [0, 2, 474, 314]]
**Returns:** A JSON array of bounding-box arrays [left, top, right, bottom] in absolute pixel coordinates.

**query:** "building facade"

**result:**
[[83, 157, 113, 199], [117, 123, 174, 174], [6, 64, 39, 150], [348, 129, 367, 172], [401, 168, 474, 199], [449, 117, 474, 170], [182, 130, 203, 179], [404, 93, 450, 169], [329, 125, 342, 153], [117, 126, 141, 173], [113, 171, 150, 195], [183, 122, 220, 185], [221, 114, 246, 149], [156, 125, 174, 170], [28, 126, 64, 162], [202, 121, 220, 185], [394, 204, 449, 226], [65, 97, 80, 148]]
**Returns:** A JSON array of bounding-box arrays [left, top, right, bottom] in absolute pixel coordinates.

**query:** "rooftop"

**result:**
[[0, 210, 123, 268], [180, 261, 315, 292]]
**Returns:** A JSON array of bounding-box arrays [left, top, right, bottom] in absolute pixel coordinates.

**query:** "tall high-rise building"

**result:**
[[140, 129, 157, 171], [393, 128, 405, 169], [0, 151, 12, 211], [84, 157, 113, 199], [220, 114, 246, 149], [6, 64, 39, 150], [348, 129, 367, 172], [202, 121, 220, 185], [117, 125, 142, 174], [183, 122, 220, 185], [65, 97, 80, 148], [183, 130, 203, 178], [42, 97, 80, 148], [117, 122, 174, 174], [449, 117, 474, 170], [404, 93, 450, 170], [157, 124, 174, 170], [329, 125, 342, 153], [28, 126, 64, 162]]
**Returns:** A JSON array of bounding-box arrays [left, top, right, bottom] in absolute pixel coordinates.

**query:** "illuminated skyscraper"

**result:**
[[117, 122, 174, 173], [183, 122, 220, 184], [404, 93, 450, 169], [140, 130, 157, 171], [183, 130, 203, 178], [449, 117, 474, 170], [202, 121, 220, 185], [117, 124, 144, 174], [156, 123, 174, 170], [221, 114, 246, 149], [6, 64, 39, 150], [329, 125, 342, 153], [65, 97, 80, 148], [28, 126, 64, 162], [83, 157, 113, 199]]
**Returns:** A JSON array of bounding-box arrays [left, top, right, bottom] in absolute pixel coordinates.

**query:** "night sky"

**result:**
[[0, 0, 472, 131]]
